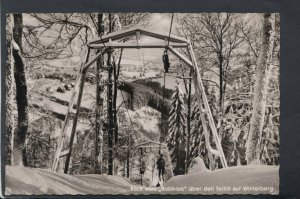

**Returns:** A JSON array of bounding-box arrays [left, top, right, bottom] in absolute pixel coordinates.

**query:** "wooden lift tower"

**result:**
[[51, 27, 228, 173]]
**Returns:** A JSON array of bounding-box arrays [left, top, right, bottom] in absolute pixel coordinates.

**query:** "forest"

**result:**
[[5, 13, 280, 195]]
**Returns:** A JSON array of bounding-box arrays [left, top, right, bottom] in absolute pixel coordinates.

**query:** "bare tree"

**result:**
[[178, 13, 248, 113], [93, 13, 105, 174], [25, 13, 93, 59], [118, 13, 149, 29]]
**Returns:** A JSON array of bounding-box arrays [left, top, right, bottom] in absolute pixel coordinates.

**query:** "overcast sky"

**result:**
[[23, 13, 262, 68], [122, 13, 175, 65]]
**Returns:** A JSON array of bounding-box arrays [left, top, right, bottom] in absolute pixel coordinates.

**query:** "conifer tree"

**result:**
[[167, 85, 186, 175], [187, 100, 202, 169]]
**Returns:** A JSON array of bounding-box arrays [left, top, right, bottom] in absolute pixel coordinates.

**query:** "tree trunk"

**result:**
[[175, 140, 179, 175], [218, 31, 224, 113], [94, 56, 104, 174], [107, 14, 114, 175], [111, 15, 122, 175], [113, 50, 122, 144], [113, 71, 118, 144], [126, 149, 130, 178], [5, 14, 15, 165], [185, 68, 192, 173], [94, 13, 105, 174], [107, 50, 114, 175], [12, 14, 28, 166], [219, 58, 223, 111], [246, 14, 275, 165]]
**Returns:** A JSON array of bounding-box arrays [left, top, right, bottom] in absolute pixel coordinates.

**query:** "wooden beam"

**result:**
[[89, 27, 188, 45], [187, 44, 228, 168], [83, 50, 105, 72], [167, 46, 193, 68], [59, 149, 70, 158], [185, 47, 215, 169], [131, 141, 168, 149], [88, 42, 188, 49], [165, 74, 193, 79], [139, 28, 188, 43], [134, 145, 165, 149], [51, 48, 90, 172], [89, 27, 138, 44], [64, 71, 87, 174]]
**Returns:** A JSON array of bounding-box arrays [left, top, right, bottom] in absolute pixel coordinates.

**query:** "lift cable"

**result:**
[[159, 13, 175, 155], [167, 13, 175, 46]]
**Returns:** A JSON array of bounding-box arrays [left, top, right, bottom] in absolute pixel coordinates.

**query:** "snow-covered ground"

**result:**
[[164, 157, 279, 195], [5, 166, 132, 195], [6, 161, 279, 195]]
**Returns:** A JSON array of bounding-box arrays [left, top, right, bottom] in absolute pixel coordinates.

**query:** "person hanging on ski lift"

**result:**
[[162, 49, 170, 73], [157, 154, 166, 182]]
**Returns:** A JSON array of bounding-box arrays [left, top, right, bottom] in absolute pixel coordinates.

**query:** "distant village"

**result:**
[[121, 62, 163, 72]]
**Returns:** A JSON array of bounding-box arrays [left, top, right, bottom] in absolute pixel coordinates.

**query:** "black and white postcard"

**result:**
[[4, 12, 279, 195]]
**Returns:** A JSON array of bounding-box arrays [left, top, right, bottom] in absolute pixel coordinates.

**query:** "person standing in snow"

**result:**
[[157, 154, 166, 182]]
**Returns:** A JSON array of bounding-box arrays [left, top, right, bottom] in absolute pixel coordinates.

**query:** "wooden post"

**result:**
[[168, 46, 216, 169], [63, 50, 105, 174], [185, 68, 192, 172], [64, 71, 87, 174], [52, 50, 105, 172], [51, 49, 90, 171], [191, 81, 215, 170], [187, 44, 228, 168]]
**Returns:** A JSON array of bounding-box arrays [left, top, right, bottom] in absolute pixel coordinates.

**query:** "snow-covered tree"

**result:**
[[5, 14, 15, 165], [69, 129, 97, 174], [261, 13, 279, 166], [187, 100, 202, 168], [167, 85, 186, 175], [188, 95, 220, 169], [246, 14, 275, 165], [178, 13, 250, 114], [26, 130, 53, 168]]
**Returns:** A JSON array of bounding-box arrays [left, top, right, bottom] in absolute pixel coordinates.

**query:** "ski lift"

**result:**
[[162, 49, 170, 73]]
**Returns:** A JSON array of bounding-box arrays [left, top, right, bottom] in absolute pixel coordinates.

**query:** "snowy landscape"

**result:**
[[5, 13, 279, 195]]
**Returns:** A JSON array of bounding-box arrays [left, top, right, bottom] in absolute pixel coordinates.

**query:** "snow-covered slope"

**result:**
[[5, 166, 132, 195], [5, 162, 279, 195], [165, 159, 279, 195]]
